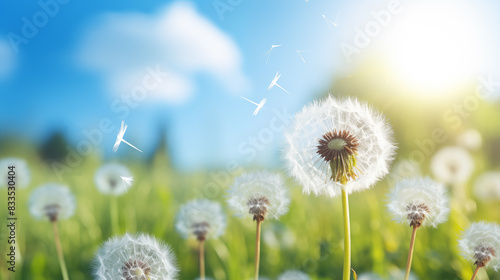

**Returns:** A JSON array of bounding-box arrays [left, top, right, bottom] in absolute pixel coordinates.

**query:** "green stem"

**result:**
[[254, 219, 262, 280], [470, 264, 480, 280], [341, 188, 351, 280], [110, 197, 119, 234], [404, 225, 418, 280], [51, 221, 69, 280]]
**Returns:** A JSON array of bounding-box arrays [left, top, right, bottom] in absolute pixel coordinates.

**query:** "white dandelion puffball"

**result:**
[[93, 233, 178, 280], [29, 184, 76, 222], [95, 163, 133, 196], [387, 177, 449, 228], [0, 157, 31, 189], [431, 146, 474, 185], [388, 269, 418, 280], [175, 199, 226, 241], [388, 159, 421, 184], [284, 96, 396, 198], [459, 222, 500, 270], [227, 171, 290, 221], [474, 172, 500, 200], [457, 129, 482, 151], [277, 270, 310, 280]]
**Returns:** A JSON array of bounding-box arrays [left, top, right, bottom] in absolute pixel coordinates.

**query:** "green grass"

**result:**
[[0, 147, 499, 280]]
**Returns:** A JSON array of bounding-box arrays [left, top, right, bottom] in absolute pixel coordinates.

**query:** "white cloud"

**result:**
[[0, 39, 16, 80], [77, 2, 249, 103]]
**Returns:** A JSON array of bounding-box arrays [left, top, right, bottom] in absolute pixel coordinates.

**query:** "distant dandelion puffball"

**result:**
[[29, 184, 76, 222], [175, 199, 226, 241], [459, 222, 500, 270], [227, 171, 289, 221], [93, 233, 178, 280], [0, 157, 31, 189], [474, 172, 500, 200], [284, 96, 396, 197], [357, 273, 383, 280], [388, 159, 421, 184], [431, 146, 474, 185], [95, 163, 132, 196], [277, 270, 310, 280], [457, 129, 482, 151], [387, 177, 449, 228]]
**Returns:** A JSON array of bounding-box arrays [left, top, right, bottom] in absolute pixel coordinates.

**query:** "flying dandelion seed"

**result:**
[[277, 270, 310, 280], [263, 44, 281, 64], [459, 222, 500, 279], [241, 97, 267, 116], [268, 72, 290, 94], [296, 50, 308, 63], [228, 171, 289, 280], [431, 146, 474, 185], [322, 11, 340, 30], [95, 163, 133, 196], [474, 172, 500, 201], [113, 121, 143, 153], [0, 157, 31, 189], [93, 233, 178, 280]]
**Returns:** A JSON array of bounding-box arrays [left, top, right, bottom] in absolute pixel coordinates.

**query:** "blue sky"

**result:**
[[1, 0, 499, 170]]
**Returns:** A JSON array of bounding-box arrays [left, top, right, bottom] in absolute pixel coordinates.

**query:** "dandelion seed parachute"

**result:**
[[474, 172, 500, 200], [94, 163, 133, 196], [459, 222, 500, 271], [29, 184, 76, 221], [227, 171, 290, 221], [431, 146, 474, 185], [0, 157, 31, 189], [93, 233, 178, 280], [387, 177, 449, 228], [277, 270, 310, 280], [284, 96, 396, 197], [175, 199, 226, 241]]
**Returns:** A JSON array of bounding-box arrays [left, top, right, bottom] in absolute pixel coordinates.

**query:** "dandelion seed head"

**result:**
[[95, 163, 133, 196], [175, 199, 226, 241], [474, 172, 500, 200], [284, 96, 396, 197], [277, 270, 310, 280], [431, 146, 474, 185], [357, 273, 383, 280], [93, 233, 178, 280], [387, 177, 449, 228], [227, 171, 289, 221], [0, 157, 31, 189], [457, 129, 482, 151], [459, 222, 500, 270], [29, 184, 76, 222]]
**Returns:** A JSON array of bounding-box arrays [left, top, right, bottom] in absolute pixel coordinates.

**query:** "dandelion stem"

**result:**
[[470, 264, 481, 280], [110, 197, 119, 234], [404, 225, 418, 280], [199, 239, 206, 280], [51, 221, 69, 280], [341, 188, 351, 280], [254, 219, 262, 280]]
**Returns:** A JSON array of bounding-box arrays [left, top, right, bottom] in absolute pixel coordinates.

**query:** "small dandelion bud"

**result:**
[[459, 222, 500, 271], [431, 146, 474, 185], [29, 184, 76, 222], [0, 157, 31, 189], [387, 177, 449, 228], [284, 96, 396, 197], [227, 171, 289, 221], [277, 270, 310, 280], [95, 163, 133, 196], [93, 233, 178, 280], [175, 200, 226, 241]]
